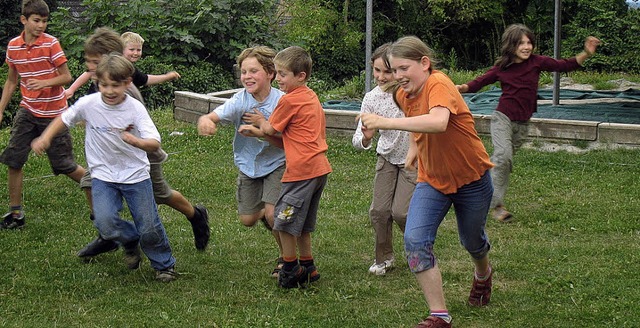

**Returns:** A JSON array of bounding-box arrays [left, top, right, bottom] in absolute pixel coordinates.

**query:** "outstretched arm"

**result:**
[[145, 71, 180, 86], [576, 36, 601, 65], [197, 112, 220, 136], [358, 106, 451, 134], [121, 132, 160, 153], [65, 71, 92, 99]]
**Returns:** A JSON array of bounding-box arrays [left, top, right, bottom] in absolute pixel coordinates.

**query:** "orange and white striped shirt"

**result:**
[[5, 31, 68, 117]]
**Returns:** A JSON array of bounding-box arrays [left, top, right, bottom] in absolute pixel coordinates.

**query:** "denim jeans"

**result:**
[[404, 171, 493, 273], [92, 178, 175, 271]]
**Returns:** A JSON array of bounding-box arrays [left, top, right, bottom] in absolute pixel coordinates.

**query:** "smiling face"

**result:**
[[240, 56, 273, 101], [123, 42, 143, 62], [514, 34, 533, 63], [98, 74, 130, 106], [372, 57, 394, 87], [274, 64, 305, 94], [21, 14, 48, 43], [389, 54, 430, 98]]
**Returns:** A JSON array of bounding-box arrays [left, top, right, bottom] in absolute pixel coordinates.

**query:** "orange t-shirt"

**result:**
[[396, 70, 493, 194], [269, 85, 332, 182], [5, 32, 68, 117]]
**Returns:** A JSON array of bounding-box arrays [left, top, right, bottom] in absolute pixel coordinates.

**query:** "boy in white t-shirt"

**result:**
[[32, 54, 177, 282]]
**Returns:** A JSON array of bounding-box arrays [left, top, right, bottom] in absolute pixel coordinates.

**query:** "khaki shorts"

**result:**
[[0, 108, 77, 174], [236, 165, 284, 215]]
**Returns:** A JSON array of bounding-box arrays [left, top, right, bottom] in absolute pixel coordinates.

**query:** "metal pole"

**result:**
[[553, 0, 562, 106], [365, 0, 372, 93]]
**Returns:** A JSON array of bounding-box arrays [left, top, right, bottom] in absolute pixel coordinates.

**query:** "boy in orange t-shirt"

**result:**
[[240, 46, 331, 289]]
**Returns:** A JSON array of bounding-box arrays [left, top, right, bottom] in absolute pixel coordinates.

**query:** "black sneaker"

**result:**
[[0, 212, 25, 230], [77, 235, 119, 258], [123, 240, 142, 270], [302, 264, 321, 286], [278, 264, 306, 289], [190, 205, 210, 251], [156, 266, 178, 282]]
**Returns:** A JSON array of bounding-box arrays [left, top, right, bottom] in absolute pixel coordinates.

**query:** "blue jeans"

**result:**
[[404, 171, 493, 273], [92, 178, 175, 271]]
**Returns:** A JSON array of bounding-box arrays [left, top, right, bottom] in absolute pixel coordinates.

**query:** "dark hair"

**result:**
[[84, 27, 125, 57], [274, 46, 312, 81], [22, 0, 49, 18], [495, 24, 536, 70]]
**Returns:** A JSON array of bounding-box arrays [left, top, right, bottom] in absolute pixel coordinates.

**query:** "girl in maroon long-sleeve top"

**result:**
[[457, 24, 600, 222]]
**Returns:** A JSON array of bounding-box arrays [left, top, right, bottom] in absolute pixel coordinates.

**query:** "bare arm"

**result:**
[[576, 36, 601, 66], [0, 67, 19, 122], [25, 63, 73, 91], [358, 106, 450, 134], [65, 71, 92, 99], [31, 116, 68, 154], [145, 71, 180, 86], [120, 132, 160, 153]]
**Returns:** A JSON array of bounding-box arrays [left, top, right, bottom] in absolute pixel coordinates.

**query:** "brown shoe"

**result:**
[[415, 316, 452, 328], [492, 206, 513, 223], [468, 269, 493, 306]]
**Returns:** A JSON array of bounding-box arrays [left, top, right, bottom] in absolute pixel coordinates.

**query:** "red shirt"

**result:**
[[5, 31, 68, 117], [466, 54, 580, 121], [269, 85, 332, 182]]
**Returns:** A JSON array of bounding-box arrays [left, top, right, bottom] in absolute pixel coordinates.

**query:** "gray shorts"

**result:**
[[273, 174, 328, 237], [0, 108, 78, 174], [79, 157, 173, 204], [237, 165, 284, 215]]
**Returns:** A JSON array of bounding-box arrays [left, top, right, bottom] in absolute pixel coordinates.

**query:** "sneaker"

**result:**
[[190, 205, 210, 250], [147, 148, 168, 164], [77, 235, 119, 257], [492, 206, 513, 223], [468, 269, 493, 306], [156, 266, 178, 282], [0, 212, 25, 230], [278, 264, 306, 289], [123, 241, 142, 270], [415, 316, 452, 328], [368, 258, 395, 275]]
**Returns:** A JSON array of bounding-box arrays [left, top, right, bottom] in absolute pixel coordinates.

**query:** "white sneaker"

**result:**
[[368, 258, 395, 275]]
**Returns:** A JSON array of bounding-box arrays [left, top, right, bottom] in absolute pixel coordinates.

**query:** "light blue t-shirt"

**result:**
[[213, 87, 285, 178]]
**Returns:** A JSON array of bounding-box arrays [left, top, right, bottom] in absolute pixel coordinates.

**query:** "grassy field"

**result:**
[[0, 108, 638, 327]]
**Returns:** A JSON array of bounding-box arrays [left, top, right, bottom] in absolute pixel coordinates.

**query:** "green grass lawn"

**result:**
[[0, 108, 638, 327]]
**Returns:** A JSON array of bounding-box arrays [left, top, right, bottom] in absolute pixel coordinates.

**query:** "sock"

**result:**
[[475, 265, 492, 281], [10, 205, 22, 218], [430, 310, 452, 323], [299, 257, 318, 278], [282, 257, 298, 271]]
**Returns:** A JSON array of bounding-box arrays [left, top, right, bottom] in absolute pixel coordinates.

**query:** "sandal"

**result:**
[[271, 257, 284, 278]]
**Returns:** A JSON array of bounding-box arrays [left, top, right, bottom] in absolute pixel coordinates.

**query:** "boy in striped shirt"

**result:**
[[0, 0, 87, 229]]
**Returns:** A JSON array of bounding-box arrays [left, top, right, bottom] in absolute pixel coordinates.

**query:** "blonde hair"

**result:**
[[237, 46, 277, 81], [388, 36, 439, 72], [274, 46, 312, 81], [121, 31, 145, 45], [84, 27, 124, 57], [96, 53, 135, 83]]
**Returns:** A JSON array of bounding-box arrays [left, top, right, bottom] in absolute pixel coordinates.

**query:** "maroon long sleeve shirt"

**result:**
[[466, 54, 581, 121]]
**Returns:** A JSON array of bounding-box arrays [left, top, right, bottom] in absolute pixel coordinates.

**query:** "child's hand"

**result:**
[[242, 109, 265, 126], [25, 79, 47, 90], [169, 71, 181, 80], [120, 131, 138, 146], [584, 36, 601, 56], [238, 124, 263, 138], [31, 137, 50, 155], [357, 113, 384, 130], [456, 84, 469, 93], [64, 89, 75, 99], [197, 116, 217, 135], [361, 123, 375, 140]]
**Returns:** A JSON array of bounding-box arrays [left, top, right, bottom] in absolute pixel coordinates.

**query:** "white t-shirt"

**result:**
[[61, 93, 160, 184]]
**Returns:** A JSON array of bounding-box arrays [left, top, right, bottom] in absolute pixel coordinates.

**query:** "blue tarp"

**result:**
[[324, 88, 640, 124]]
